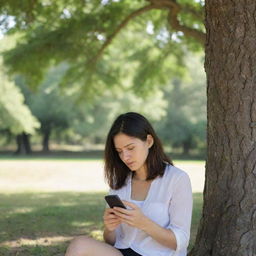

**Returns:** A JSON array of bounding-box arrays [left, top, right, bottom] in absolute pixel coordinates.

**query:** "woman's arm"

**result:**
[[113, 201, 177, 250], [113, 173, 193, 251], [103, 228, 116, 245], [139, 216, 177, 250], [103, 208, 121, 245]]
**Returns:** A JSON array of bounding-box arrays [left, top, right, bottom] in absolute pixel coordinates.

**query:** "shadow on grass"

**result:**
[[0, 192, 203, 256], [0, 192, 106, 255], [0, 150, 104, 160], [0, 243, 67, 256], [0, 150, 206, 161]]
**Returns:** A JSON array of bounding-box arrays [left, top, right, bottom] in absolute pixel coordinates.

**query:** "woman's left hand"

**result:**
[[113, 200, 148, 230]]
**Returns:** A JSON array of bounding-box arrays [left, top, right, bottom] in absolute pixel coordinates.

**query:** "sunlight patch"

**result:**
[[10, 207, 34, 214], [0, 236, 73, 248], [71, 221, 93, 227], [90, 230, 103, 240]]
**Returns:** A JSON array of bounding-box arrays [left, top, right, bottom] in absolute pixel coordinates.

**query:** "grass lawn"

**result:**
[[0, 159, 204, 256]]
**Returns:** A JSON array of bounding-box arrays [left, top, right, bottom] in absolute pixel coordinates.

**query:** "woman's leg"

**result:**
[[65, 236, 123, 256]]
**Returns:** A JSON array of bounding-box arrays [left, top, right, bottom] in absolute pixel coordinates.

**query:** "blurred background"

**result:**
[[0, 38, 206, 158], [0, 1, 206, 255], [0, 1, 206, 158]]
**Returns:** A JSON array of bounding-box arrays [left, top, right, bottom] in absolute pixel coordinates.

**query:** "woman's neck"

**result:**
[[133, 166, 148, 181]]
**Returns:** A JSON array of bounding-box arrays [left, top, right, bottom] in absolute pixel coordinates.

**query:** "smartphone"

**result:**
[[104, 195, 126, 209]]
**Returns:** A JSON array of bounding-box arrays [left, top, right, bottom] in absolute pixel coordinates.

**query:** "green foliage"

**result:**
[[0, 59, 40, 134], [2, 0, 146, 86], [1, 0, 204, 93], [71, 88, 167, 144], [0, 1, 206, 152], [155, 52, 206, 153], [15, 63, 77, 138]]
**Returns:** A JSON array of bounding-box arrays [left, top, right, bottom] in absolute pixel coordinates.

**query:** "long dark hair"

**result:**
[[104, 112, 172, 189]]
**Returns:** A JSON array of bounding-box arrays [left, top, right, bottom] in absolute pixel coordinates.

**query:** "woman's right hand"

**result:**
[[103, 208, 121, 232]]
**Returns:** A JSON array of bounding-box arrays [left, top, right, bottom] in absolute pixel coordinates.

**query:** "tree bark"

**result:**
[[15, 133, 31, 154], [42, 130, 51, 152], [182, 139, 191, 155], [190, 1, 256, 255]]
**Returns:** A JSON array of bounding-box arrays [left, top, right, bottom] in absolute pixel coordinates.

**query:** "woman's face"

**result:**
[[113, 133, 153, 173]]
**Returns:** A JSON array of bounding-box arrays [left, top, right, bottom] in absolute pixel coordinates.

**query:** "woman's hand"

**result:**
[[113, 200, 148, 230], [103, 208, 121, 232]]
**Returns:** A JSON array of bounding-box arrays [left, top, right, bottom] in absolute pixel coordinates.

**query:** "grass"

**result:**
[[0, 150, 104, 161], [0, 148, 205, 161], [0, 192, 106, 256], [0, 158, 204, 255]]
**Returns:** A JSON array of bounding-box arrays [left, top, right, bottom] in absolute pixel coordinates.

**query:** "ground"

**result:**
[[0, 159, 204, 256]]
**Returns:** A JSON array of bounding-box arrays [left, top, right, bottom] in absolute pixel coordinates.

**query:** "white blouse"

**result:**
[[109, 164, 193, 256]]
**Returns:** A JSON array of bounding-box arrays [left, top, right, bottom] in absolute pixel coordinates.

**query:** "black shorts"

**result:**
[[118, 248, 142, 256]]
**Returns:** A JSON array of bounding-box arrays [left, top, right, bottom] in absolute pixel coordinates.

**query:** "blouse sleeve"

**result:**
[[167, 172, 193, 252]]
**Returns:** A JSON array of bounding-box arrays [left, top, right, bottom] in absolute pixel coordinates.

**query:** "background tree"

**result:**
[[156, 53, 206, 155], [15, 64, 77, 152], [72, 88, 168, 145], [0, 36, 39, 154], [0, 65, 39, 136]]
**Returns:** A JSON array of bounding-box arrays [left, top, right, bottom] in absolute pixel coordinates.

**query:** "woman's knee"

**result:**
[[65, 235, 94, 256]]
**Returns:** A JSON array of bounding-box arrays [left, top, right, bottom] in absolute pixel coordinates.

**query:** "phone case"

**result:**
[[104, 195, 126, 209]]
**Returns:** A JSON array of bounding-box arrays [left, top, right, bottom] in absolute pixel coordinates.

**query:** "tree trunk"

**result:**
[[182, 138, 192, 155], [42, 130, 51, 152], [190, 1, 256, 256], [15, 133, 31, 154]]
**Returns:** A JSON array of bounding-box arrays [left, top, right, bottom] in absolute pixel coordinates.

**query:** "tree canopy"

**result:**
[[0, 0, 206, 152], [0, 64, 39, 134], [0, 34, 39, 135], [1, 0, 205, 94]]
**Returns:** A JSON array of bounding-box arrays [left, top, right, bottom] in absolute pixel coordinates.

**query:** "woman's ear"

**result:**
[[147, 134, 154, 148]]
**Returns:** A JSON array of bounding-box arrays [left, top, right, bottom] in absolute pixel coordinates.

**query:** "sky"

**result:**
[[0, 15, 16, 39]]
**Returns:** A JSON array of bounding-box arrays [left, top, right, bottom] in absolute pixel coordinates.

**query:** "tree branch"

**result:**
[[90, 0, 205, 66], [183, 3, 205, 21], [149, 0, 205, 45], [167, 8, 205, 45], [91, 4, 157, 64]]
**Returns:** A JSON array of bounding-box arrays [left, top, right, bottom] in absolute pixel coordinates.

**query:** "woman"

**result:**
[[65, 112, 193, 256]]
